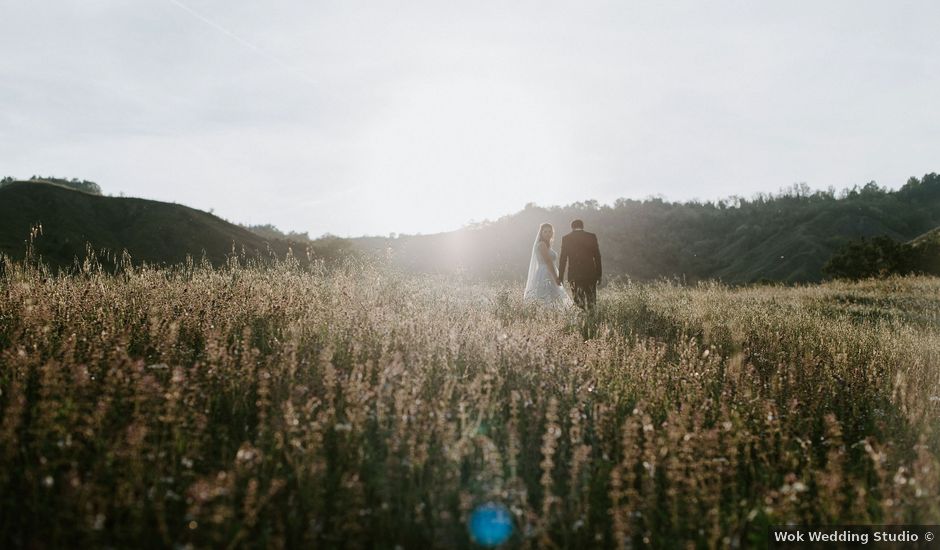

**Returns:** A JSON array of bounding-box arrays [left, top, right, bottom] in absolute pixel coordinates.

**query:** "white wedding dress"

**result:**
[[523, 237, 574, 308]]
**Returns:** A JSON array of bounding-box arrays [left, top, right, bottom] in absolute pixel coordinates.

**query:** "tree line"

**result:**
[[350, 173, 940, 284], [1, 176, 102, 195]]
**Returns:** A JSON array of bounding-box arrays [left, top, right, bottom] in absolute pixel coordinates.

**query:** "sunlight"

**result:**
[[354, 75, 573, 234]]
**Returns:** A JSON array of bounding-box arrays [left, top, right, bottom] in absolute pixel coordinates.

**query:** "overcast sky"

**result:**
[[2, 1, 938, 237]]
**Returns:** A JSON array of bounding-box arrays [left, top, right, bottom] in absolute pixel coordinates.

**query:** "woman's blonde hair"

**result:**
[[537, 223, 554, 246]]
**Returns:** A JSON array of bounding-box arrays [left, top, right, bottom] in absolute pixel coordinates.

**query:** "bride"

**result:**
[[523, 223, 574, 307]]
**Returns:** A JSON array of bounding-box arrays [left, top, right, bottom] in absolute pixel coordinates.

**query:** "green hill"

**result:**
[[4, 173, 938, 283], [349, 173, 940, 284], [1, 175, 102, 195], [908, 226, 940, 276], [0, 181, 317, 270], [910, 226, 940, 247]]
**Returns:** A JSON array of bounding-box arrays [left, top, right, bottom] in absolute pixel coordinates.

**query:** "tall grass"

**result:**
[[0, 252, 938, 548]]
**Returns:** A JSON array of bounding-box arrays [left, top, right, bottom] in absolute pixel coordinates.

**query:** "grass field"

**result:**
[[1, 253, 938, 548]]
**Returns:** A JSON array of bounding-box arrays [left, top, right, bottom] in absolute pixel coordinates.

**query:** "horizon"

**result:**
[[3, 172, 928, 240], [3, 1, 939, 237], [186, 172, 935, 239]]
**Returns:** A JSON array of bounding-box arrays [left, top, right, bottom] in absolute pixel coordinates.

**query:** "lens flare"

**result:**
[[468, 502, 513, 547]]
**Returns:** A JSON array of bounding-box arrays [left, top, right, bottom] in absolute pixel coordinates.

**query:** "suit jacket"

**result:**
[[559, 229, 601, 284]]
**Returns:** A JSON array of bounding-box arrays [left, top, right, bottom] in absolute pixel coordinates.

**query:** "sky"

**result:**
[[2, 1, 939, 237]]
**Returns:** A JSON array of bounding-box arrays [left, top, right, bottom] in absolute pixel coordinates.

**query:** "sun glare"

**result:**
[[355, 75, 573, 234]]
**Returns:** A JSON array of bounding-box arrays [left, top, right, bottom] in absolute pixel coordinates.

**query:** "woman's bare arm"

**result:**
[[537, 242, 561, 285]]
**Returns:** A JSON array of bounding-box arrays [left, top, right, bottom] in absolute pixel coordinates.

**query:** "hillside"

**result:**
[[0, 181, 315, 270], [348, 173, 940, 284], [1, 175, 102, 195], [910, 226, 940, 247], [4, 174, 938, 283]]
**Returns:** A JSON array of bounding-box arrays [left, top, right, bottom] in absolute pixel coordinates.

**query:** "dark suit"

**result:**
[[559, 229, 602, 308]]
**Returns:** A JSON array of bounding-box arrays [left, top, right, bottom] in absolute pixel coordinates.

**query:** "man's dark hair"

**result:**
[[571, 219, 584, 230]]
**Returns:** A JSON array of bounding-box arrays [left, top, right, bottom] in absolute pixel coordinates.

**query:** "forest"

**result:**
[[353, 174, 940, 284]]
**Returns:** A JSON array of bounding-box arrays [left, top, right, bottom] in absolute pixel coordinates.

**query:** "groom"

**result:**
[[558, 219, 602, 309]]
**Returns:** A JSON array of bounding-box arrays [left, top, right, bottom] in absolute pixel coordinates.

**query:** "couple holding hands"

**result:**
[[523, 219, 601, 310]]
